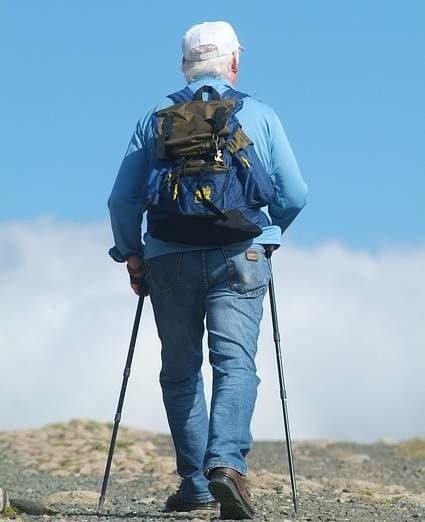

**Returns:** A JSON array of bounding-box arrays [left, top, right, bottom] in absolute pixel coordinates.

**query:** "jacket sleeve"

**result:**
[[108, 119, 150, 263], [267, 112, 308, 233]]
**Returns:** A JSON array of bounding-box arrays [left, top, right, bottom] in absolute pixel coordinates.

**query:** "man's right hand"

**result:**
[[127, 256, 149, 296]]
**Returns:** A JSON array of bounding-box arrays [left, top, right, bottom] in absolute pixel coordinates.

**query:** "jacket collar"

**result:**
[[187, 76, 233, 92]]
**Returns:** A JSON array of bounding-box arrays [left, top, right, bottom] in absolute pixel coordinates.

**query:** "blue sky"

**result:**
[[1, 1, 424, 250], [1, 2, 425, 440]]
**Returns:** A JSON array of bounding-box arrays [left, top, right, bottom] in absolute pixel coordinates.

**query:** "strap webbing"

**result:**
[[168, 86, 250, 104], [167, 86, 193, 104], [222, 87, 249, 100], [193, 85, 221, 101], [198, 185, 228, 221]]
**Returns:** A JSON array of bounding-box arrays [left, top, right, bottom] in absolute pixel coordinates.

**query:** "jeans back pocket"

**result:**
[[223, 245, 271, 295]]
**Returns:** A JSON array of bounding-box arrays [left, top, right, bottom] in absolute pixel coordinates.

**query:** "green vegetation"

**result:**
[[394, 438, 425, 459], [1, 505, 19, 519]]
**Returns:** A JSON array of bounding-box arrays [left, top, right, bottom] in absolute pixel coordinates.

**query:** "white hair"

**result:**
[[182, 52, 238, 83]]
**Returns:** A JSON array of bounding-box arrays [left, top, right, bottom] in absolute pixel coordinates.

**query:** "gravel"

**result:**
[[0, 421, 424, 521]]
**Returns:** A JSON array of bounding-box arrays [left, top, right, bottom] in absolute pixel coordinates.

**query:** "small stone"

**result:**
[[337, 493, 355, 504], [46, 490, 100, 510], [0, 487, 11, 512], [340, 453, 371, 464], [137, 497, 156, 504], [8, 498, 57, 516], [409, 493, 425, 508]]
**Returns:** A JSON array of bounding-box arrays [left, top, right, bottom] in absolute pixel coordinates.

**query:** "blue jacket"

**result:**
[[109, 77, 308, 261]]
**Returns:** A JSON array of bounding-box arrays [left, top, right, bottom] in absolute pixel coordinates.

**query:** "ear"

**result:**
[[230, 53, 238, 74]]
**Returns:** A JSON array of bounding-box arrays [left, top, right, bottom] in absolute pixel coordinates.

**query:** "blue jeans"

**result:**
[[145, 244, 271, 503]]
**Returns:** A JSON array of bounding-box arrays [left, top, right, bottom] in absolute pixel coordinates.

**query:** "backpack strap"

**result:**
[[168, 85, 249, 104], [222, 87, 249, 100], [192, 85, 221, 101], [167, 86, 194, 104]]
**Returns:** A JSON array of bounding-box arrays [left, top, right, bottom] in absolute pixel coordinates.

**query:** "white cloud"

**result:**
[[1, 218, 424, 442]]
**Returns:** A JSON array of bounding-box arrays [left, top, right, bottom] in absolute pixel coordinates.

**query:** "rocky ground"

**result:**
[[0, 420, 424, 521]]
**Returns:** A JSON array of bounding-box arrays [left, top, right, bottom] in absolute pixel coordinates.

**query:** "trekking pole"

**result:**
[[97, 295, 145, 515], [266, 252, 299, 514]]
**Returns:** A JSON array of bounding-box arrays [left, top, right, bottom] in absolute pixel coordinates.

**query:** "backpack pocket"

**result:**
[[174, 169, 229, 216]]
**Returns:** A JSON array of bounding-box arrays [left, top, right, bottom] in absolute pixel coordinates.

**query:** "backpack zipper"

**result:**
[[235, 151, 252, 169]]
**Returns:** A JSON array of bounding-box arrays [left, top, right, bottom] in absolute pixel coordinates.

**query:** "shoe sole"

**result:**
[[208, 476, 255, 520], [163, 506, 218, 513]]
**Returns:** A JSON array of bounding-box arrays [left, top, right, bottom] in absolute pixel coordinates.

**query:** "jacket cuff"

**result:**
[[108, 245, 144, 263]]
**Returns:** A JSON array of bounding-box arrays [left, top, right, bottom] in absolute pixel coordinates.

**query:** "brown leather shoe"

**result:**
[[164, 490, 218, 512], [208, 467, 255, 520]]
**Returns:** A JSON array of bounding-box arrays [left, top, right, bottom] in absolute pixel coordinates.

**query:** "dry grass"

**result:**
[[393, 438, 425, 459]]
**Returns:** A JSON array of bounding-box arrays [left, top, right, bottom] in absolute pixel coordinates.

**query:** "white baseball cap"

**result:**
[[182, 21, 244, 62]]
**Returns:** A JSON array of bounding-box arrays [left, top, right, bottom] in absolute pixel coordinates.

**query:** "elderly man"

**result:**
[[108, 21, 307, 520]]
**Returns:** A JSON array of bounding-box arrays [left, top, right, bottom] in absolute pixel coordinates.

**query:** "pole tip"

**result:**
[[97, 496, 105, 516]]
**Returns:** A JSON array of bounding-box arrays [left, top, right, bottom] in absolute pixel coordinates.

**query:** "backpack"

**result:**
[[145, 85, 275, 245]]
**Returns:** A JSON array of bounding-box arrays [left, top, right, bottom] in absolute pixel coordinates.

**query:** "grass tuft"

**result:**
[[1, 505, 19, 519]]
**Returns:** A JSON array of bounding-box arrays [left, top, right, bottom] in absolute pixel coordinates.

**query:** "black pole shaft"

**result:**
[[267, 260, 299, 514], [97, 295, 144, 515]]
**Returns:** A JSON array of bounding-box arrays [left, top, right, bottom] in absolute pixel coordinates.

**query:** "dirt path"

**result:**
[[0, 420, 424, 521]]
